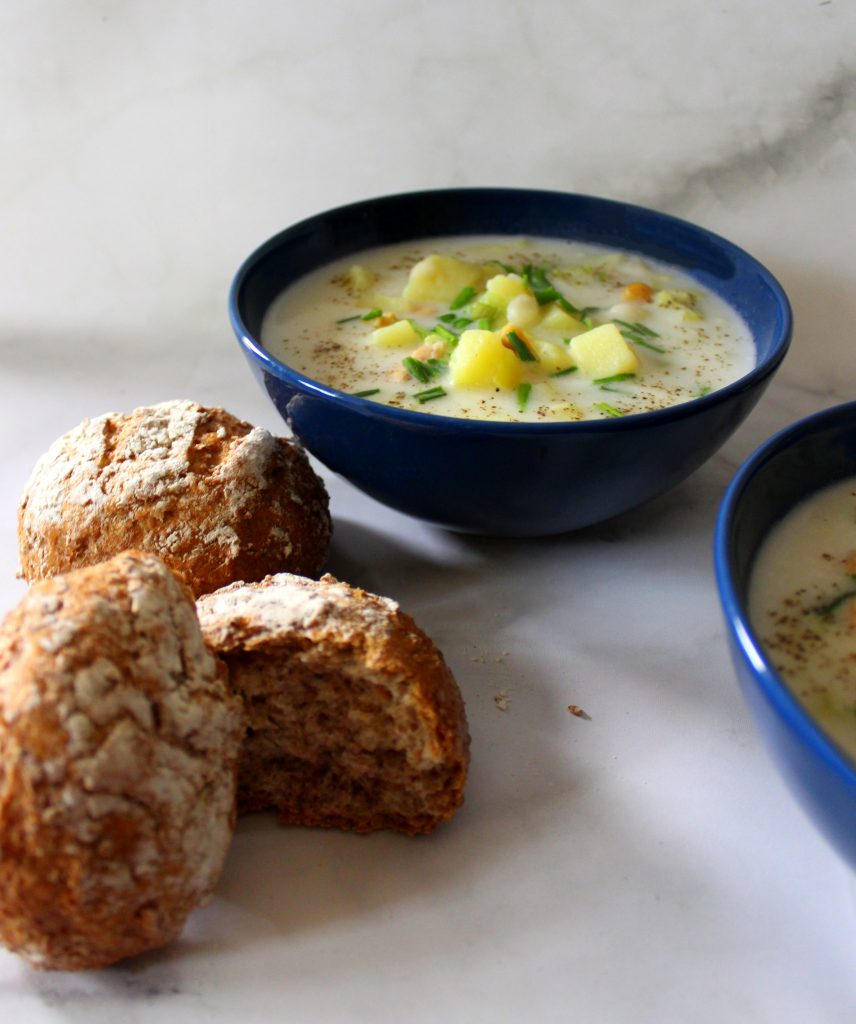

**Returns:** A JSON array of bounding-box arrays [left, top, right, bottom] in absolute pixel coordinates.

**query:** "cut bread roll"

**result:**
[[197, 573, 470, 836]]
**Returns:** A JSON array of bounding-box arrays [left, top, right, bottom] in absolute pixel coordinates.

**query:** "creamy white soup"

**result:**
[[749, 477, 856, 760], [261, 236, 755, 422]]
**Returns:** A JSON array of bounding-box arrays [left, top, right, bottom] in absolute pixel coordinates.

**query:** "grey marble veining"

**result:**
[[648, 63, 856, 214]]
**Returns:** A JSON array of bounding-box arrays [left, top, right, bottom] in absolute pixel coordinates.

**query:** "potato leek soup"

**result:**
[[261, 236, 754, 422], [749, 478, 856, 761]]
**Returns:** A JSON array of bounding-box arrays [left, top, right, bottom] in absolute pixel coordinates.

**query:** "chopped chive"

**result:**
[[360, 307, 382, 321], [521, 264, 584, 315], [517, 382, 532, 412], [696, 384, 712, 398], [577, 306, 599, 319], [452, 316, 473, 329], [593, 401, 623, 418], [468, 301, 496, 321], [582, 316, 596, 329], [556, 295, 583, 317], [593, 373, 636, 384], [402, 357, 432, 383], [598, 384, 627, 394], [476, 317, 492, 330], [433, 324, 458, 345], [352, 388, 380, 398], [551, 366, 578, 377], [505, 330, 537, 362], [613, 318, 660, 338], [407, 319, 431, 339], [404, 357, 446, 381], [335, 313, 362, 324], [621, 331, 667, 354], [521, 264, 555, 304], [521, 264, 548, 299], [630, 337, 663, 354], [414, 385, 447, 403], [817, 589, 856, 617], [450, 286, 477, 310], [438, 312, 458, 323]]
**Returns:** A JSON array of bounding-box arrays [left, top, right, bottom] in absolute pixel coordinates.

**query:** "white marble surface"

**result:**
[[2, 1, 856, 1020]]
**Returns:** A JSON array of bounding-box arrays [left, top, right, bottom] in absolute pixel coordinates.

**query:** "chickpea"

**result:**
[[505, 293, 540, 328]]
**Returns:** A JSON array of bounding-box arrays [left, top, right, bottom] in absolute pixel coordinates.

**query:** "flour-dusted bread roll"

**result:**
[[17, 400, 331, 597], [0, 551, 244, 970], [197, 573, 470, 836]]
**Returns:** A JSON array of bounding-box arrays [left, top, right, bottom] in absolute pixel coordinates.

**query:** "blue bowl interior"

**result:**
[[721, 404, 856, 599], [231, 188, 791, 394], [715, 402, 856, 862]]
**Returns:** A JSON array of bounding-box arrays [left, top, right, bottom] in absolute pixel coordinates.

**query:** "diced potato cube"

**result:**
[[530, 338, 574, 375], [484, 274, 527, 310], [570, 323, 640, 378], [370, 319, 422, 349], [346, 264, 377, 292], [402, 255, 485, 305], [449, 329, 523, 390], [540, 304, 586, 335]]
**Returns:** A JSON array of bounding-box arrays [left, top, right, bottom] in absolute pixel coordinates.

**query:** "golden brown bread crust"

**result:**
[[17, 400, 331, 597], [196, 573, 470, 836], [0, 551, 243, 970]]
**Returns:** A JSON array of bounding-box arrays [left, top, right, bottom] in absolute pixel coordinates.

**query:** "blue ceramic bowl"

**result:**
[[715, 402, 856, 868], [229, 188, 792, 535]]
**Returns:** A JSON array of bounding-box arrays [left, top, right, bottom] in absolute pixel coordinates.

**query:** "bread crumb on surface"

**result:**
[[567, 703, 590, 719]]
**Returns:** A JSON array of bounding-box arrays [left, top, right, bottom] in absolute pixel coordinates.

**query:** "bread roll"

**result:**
[[17, 400, 331, 597], [197, 573, 470, 836], [0, 551, 243, 970]]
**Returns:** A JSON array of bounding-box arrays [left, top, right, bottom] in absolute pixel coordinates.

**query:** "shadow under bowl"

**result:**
[[230, 188, 792, 536], [715, 401, 856, 868]]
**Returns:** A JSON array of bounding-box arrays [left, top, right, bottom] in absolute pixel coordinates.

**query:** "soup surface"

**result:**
[[749, 476, 856, 760], [262, 236, 754, 422]]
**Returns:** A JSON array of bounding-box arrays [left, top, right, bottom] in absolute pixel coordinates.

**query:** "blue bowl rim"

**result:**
[[714, 399, 856, 783], [228, 187, 793, 437]]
